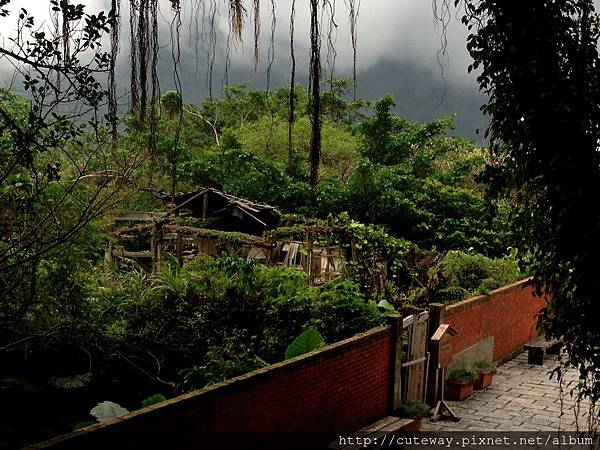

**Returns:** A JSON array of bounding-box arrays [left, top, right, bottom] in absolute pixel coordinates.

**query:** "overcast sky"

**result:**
[[0, 0, 485, 139]]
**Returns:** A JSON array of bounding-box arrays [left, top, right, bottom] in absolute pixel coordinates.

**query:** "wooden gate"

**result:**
[[401, 311, 430, 403]]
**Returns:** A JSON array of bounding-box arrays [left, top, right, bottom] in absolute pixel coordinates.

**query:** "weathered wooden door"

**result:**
[[401, 311, 430, 403]]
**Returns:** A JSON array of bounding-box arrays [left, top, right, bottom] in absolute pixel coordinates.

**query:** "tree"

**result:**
[[161, 91, 184, 213], [308, 0, 322, 189], [452, 0, 600, 417], [0, 1, 135, 320]]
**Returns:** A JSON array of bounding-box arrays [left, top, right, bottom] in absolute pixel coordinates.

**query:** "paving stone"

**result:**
[[500, 404, 524, 413], [424, 353, 586, 433]]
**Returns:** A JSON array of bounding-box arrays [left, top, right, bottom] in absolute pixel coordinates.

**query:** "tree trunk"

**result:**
[[309, 0, 321, 189]]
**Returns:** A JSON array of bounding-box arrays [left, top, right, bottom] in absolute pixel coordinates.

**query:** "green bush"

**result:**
[[416, 249, 523, 305], [81, 255, 384, 391], [396, 400, 430, 418], [448, 368, 479, 383]]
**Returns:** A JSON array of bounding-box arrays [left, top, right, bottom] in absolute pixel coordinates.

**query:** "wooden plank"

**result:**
[[112, 212, 167, 222], [112, 248, 153, 259], [432, 324, 450, 341], [403, 315, 414, 328], [389, 316, 404, 410], [401, 356, 427, 368], [408, 315, 420, 401], [405, 311, 429, 402], [170, 189, 209, 216], [415, 314, 429, 401], [423, 351, 430, 402], [121, 250, 153, 258], [232, 200, 260, 213], [131, 259, 151, 274], [406, 316, 416, 401], [329, 417, 412, 450], [359, 416, 402, 432], [379, 418, 413, 432]]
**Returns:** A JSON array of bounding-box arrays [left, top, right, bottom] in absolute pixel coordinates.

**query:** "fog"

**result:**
[[0, 0, 486, 140]]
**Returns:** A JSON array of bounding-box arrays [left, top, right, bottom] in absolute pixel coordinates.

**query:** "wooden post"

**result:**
[[427, 303, 445, 404], [429, 323, 460, 423], [104, 245, 113, 265], [150, 236, 156, 272], [175, 232, 182, 263], [307, 229, 314, 284], [388, 315, 404, 412], [152, 221, 163, 274], [202, 192, 209, 219]]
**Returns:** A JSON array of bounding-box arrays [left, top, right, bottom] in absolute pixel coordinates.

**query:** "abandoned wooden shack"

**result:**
[[156, 187, 279, 235], [109, 223, 350, 284], [108, 188, 388, 288]]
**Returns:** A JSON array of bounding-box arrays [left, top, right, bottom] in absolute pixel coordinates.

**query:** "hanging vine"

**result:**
[[207, 0, 218, 98], [432, 0, 451, 102], [253, 0, 260, 70], [120, 0, 363, 197], [169, 0, 183, 213], [148, 0, 159, 153], [263, 0, 277, 155], [128, 0, 139, 112], [229, 0, 245, 42], [137, 0, 149, 120], [61, 0, 71, 61], [347, 0, 360, 99], [108, 0, 121, 145], [223, 19, 232, 86], [287, 0, 296, 172], [324, 0, 338, 90]]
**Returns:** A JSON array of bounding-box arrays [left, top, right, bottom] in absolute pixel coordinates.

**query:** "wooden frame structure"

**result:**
[[109, 221, 348, 284]]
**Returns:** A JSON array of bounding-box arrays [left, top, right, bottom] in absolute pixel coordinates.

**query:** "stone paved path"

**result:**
[[421, 352, 592, 431]]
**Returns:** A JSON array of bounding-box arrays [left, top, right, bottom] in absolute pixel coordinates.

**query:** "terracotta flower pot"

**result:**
[[447, 379, 474, 400], [474, 370, 495, 390]]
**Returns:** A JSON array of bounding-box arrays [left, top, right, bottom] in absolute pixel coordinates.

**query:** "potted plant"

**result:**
[[395, 400, 429, 431], [447, 368, 478, 400], [474, 361, 497, 390]]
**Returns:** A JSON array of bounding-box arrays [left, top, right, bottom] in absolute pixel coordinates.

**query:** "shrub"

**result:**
[[396, 400, 430, 418], [80, 255, 383, 391], [418, 249, 522, 305], [448, 368, 479, 383]]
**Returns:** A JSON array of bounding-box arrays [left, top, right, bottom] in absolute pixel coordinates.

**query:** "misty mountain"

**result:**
[[147, 48, 488, 143]]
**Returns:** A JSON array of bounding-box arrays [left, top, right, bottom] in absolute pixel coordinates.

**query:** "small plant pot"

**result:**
[[447, 380, 474, 400], [474, 370, 495, 390]]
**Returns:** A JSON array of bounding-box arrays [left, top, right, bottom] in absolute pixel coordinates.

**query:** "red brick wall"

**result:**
[[31, 326, 393, 450], [445, 279, 547, 361], [30, 280, 546, 450]]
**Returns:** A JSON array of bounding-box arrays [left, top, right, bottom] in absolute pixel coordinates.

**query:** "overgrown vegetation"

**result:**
[[1, 255, 383, 446], [0, 2, 527, 447], [411, 249, 523, 305]]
